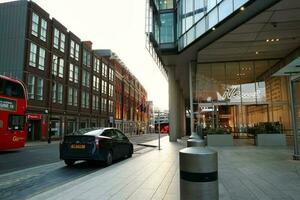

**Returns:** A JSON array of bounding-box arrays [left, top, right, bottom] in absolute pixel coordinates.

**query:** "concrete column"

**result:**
[[168, 66, 179, 142], [180, 90, 186, 138], [177, 88, 184, 139]]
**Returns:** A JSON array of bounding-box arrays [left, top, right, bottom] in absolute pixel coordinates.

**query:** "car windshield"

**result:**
[[72, 128, 103, 136]]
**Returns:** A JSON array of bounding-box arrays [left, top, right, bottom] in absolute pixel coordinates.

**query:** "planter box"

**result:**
[[255, 134, 286, 146], [207, 134, 233, 146]]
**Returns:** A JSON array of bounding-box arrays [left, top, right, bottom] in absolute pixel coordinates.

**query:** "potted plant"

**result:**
[[206, 128, 233, 146], [253, 122, 286, 146]]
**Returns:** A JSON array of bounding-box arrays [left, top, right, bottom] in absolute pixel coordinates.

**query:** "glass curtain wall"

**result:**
[[177, 0, 249, 50], [195, 60, 292, 137], [292, 78, 300, 155]]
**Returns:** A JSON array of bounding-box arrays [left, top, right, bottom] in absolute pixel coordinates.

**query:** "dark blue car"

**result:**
[[60, 127, 133, 166]]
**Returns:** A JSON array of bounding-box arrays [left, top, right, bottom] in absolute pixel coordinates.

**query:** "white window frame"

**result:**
[[52, 82, 57, 103], [74, 66, 79, 83], [28, 75, 35, 100], [37, 78, 44, 100], [52, 55, 58, 76], [69, 63, 74, 81], [58, 58, 64, 78], [53, 28, 59, 49], [40, 18, 47, 41], [75, 43, 80, 61], [60, 33, 65, 52], [70, 40, 75, 58], [57, 83, 63, 104], [38, 47, 45, 70], [101, 98, 107, 112], [102, 63, 107, 77], [29, 43, 37, 67], [101, 80, 107, 94], [68, 87, 73, 105], [74, 88, 78, 106], [31, 12, 39, 37]]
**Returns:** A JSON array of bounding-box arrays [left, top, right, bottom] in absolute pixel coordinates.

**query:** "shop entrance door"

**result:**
[[27, 120, 41, 141]]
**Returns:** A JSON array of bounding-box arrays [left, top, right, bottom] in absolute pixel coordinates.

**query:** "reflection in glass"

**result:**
[[234, 0, 248, 10], [219, 0, 233, 21], [195, 60, 291, 135], [207, 8, 218, 29], [160, 12, 174, 43]]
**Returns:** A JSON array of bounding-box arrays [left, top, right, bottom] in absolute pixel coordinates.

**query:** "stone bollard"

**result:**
[[179, 147, 218, 200], [187, 138, 205, 147]]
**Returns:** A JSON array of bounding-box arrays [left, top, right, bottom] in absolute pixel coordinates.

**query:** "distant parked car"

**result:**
[[60, 127, 133, 166]]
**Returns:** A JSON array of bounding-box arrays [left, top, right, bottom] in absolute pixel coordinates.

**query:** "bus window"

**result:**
[[0, 79, 24, 98], [8, 115, 25, 131]]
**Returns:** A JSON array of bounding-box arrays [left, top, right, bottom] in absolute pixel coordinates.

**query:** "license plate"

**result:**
[[70, 144, 86, 149]]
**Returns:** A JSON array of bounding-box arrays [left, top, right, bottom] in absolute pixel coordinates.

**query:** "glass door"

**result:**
[[292, 77, 300, 159]]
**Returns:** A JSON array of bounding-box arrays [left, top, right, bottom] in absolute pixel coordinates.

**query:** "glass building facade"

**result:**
[[146, 0, 250, 51], [194, 60, 293, 137]]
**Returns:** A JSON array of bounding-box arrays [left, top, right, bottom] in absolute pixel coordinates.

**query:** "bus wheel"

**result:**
[[64, 159, 75, 166]]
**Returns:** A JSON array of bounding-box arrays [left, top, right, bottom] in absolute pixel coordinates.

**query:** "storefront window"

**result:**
[[50, 120, 60, 137], [195, 60, 290, 135]]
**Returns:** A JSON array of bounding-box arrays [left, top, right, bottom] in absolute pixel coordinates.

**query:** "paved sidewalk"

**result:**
[[29, 137, 300, 200]]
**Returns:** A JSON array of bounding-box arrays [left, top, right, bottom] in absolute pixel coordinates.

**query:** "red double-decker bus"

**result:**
[[0, 75, 27, 151]]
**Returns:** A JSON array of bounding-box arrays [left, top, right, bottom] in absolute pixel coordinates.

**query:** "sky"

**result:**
[[1, 0, 169, 110]]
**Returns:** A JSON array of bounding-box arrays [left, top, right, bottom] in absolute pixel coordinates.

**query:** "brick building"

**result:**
[[0, 0, 149, 140]]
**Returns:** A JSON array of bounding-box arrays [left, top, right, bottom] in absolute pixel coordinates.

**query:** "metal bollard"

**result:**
[[179, 147, 218, 200], [187, 138, 205, 147]]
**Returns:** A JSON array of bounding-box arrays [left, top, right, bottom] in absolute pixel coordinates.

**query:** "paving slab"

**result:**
[[29, 137, 300, 200]]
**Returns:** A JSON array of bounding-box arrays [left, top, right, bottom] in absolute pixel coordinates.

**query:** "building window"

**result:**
[[92, 95, 99, 110], [28, 75, 35, 100], [160, 12, 174, 44], [83, 49, 91, 67], [102, 63, 107, 77], [38, 47, 45, 70], [60, 33, 65, 52], [68, 87, 73, 105], [101, 98, 107, 112], [52, 55, 58, 76], [74, 66, 79, 83], [31, 12, 39, 37], [53, 28, 59, 49], [109, 100, 114, 113], [75, 43, 80, 61], [70, 40, 75, 58], [101, 80, 107, 94], [109, 68, 114, 82], [52, 82, 57, 103], [93, 76, 99, 91], [69, 63, 74, 81], [82, 70, 90, 87], [81, 91, 89, 109], [57, 83, 63, 104], [37, 78, 43, 100], [74, 88, 78, 106], [58, 59, 64, 78], [94, 58, 100, 73], [29, 43, 37, 67], [109, 84, 114, 97], [40, 18, 47, 41]]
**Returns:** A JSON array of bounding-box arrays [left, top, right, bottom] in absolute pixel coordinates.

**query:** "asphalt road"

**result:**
[[0, 143, 60, 175], [0, 134, 166, 200]]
